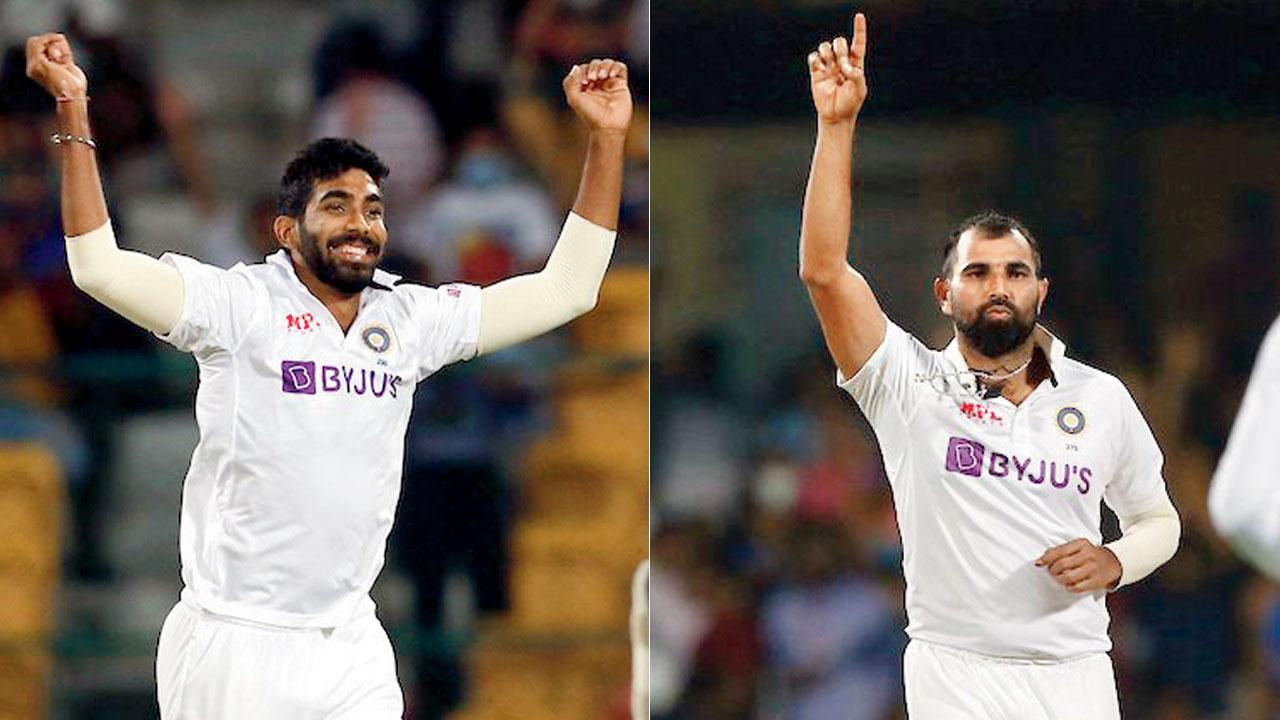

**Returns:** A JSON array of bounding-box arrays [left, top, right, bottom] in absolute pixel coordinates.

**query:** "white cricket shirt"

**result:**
[[1210, 313, 1280, 580], [156, 249, 480, 628], [840, 319, 1169, 660]]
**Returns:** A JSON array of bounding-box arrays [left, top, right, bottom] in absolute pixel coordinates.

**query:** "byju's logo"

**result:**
[[945, 437, 986, 477], [279, 360, 401, 399], [942, 435, 1093, 495], [282, 360, 317, 394]]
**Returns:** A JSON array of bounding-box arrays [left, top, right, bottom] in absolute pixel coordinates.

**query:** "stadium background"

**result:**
[[651, 2, 1280, 719], [0, 0, 648, 718]]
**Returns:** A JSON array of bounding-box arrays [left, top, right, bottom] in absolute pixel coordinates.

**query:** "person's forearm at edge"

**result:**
[[57, 98, 110, 236], [570, 129, 625, 231]]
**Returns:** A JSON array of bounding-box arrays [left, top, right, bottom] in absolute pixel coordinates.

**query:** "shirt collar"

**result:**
[[265, 249, 401, 290], [942, 323, 1068, 384]]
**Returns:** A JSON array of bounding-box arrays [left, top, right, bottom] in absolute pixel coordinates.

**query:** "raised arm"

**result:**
[[26, 33, 183, 335], [477, 59, 630, 355], [799, 13, 886, 380]]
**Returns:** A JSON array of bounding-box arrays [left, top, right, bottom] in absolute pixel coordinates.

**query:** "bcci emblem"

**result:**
[[361, 325, 392, 354], [1056, 406, 1086, 435]]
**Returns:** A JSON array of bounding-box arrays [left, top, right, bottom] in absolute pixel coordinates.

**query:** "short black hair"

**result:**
[[940, 211, 1043, 279], [277, 138, 390, 218]]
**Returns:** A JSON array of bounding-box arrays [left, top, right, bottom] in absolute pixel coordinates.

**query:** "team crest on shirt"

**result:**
[[360, 324, 393, 354], [1056, 406, 1086, 435]]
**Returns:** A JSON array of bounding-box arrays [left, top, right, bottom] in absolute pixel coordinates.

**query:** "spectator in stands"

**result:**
[[198, 193, 280, 268], [392, 363, 528, 719], [760, 521, 901, 720], [675, 566, 760, 720], [505, 0, 637, 206], [311, 19, 446, 221], [399, 125, 557, 285], [654, 332, 747, 524], [651, 521, 717, 719]]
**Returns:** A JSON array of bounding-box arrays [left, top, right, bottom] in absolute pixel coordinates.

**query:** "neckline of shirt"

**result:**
[[940, 323, 1068, 404], [265, 249, 401, 342], [942, 324, 1067, 376]]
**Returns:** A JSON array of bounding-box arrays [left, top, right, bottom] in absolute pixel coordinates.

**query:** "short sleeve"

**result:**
[[835, 319, 939, 476], [154, 253, 264, 355], [837, 319, 935, 430], [402, 282, 483, 377], [1103, 381, 1168, 518]]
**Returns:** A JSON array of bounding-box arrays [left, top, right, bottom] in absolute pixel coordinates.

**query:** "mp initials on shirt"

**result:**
[[839, 318, 1169, 660], [153, 249, 481, 629], [286, 312, 319, 332]]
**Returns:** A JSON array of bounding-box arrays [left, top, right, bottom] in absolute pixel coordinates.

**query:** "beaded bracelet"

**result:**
[[55, 95, 89, 103], [50, 132, 97, 149]]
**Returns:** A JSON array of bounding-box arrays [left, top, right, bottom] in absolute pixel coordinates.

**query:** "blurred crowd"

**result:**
[[652, 286, 1280, 719], [0, 0, 647, 718]]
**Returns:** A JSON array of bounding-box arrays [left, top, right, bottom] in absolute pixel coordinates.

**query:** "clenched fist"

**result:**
[[807, 12, 869, 126], [1037, 538, 1123, 593], [25, 33, 88, 100], [564, 58, 632, 134]]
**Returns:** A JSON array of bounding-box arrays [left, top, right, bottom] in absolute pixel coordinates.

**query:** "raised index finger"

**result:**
[[852, 12, 868, 64]]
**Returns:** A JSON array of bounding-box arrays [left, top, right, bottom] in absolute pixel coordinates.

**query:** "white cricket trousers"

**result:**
[[156, 598, 404, 720], [904, 640, 1121, 720]]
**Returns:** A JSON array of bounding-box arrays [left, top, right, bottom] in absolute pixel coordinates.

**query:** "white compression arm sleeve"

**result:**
[[478, 212, 616, 355], [1210, 314, 1280, 580], [65, 222, 185, 335], [1104, 491, 1181, 588]]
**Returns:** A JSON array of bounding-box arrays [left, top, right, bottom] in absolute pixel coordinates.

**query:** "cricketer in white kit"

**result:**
[[26, 31, 633, 719], [798, 13, 1181, 719], [1210, 313, 1280, 581]]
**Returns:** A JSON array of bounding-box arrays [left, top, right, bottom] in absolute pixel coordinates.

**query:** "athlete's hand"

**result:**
[[1036, 539, 1123, 593], [25, 33, 88, 100], [807, 12, 869, 126], [564, 58, 632, 134]]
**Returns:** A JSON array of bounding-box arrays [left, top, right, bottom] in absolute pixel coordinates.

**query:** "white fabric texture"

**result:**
[[903, 640, 1119, 720], [156, 599, 402, 720], [155, 250, 480, 628], [65, 222, 184, 334], [839, 318, 1174, 660], [477, 212, 616, 355], [631, 560, 650, 720], [1210, 312, 1280, 580]]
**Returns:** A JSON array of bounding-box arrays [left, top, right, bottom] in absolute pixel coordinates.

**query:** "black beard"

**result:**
[[297, 224, 376, 294], [955, 302, 1036, 358]]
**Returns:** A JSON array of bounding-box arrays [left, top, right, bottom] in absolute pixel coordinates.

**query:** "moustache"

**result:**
[[980, 299, 1017, 315]]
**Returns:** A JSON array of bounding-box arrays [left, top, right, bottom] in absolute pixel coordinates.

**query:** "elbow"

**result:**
[[799, 261, 848, 289], [567, 288, 599, 318], [799, 266, 830, 288], [69, 262, 111, 299]]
